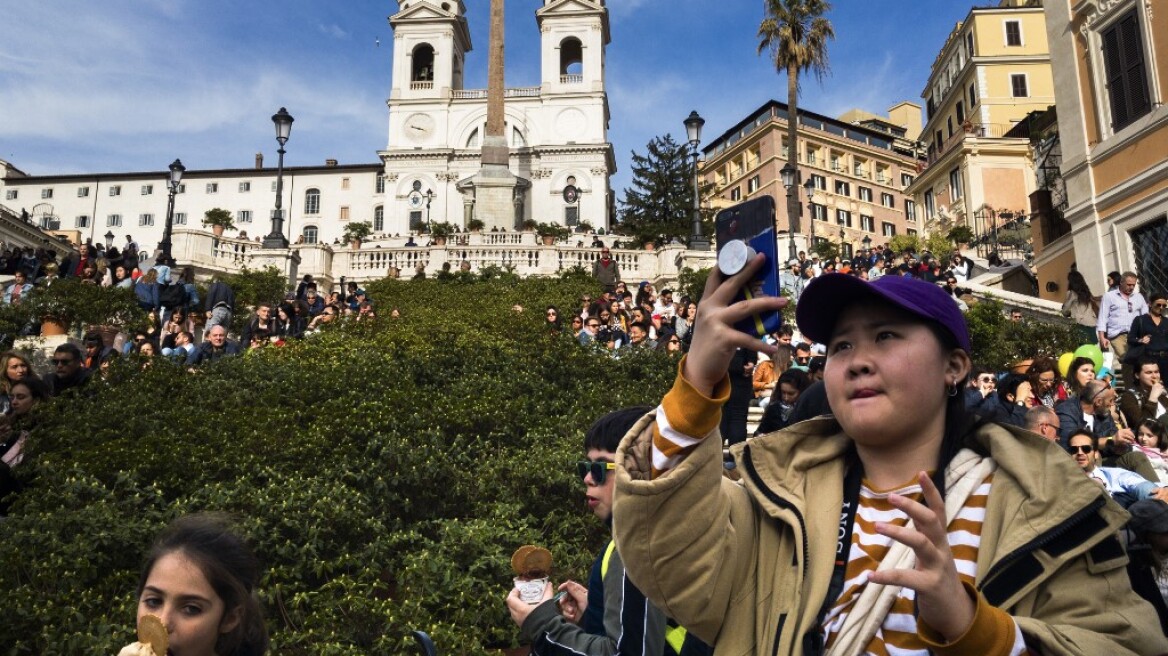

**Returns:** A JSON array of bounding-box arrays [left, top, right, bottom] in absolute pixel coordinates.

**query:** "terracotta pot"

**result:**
[[643, 241, 656, 251], [433, 236, 448, 246], [350, 239, 362, 250], [541, 235, 555, 246], [1010, 358, 1034, 374], [212, 224, 225, 237], [40, 317, 68, 336]]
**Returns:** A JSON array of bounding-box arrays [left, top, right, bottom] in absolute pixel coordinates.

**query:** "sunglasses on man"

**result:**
[[1067, 444, 1094, 454], [576, 460, 616, 484]]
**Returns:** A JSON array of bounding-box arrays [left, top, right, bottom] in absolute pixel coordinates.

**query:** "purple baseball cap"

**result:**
[[796, 274, 971, 352]]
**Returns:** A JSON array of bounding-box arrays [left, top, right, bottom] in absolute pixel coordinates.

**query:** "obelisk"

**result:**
[[462, 0, 527, 231]]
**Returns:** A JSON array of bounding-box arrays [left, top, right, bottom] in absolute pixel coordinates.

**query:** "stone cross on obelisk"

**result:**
[[460, 0, 528, 230]]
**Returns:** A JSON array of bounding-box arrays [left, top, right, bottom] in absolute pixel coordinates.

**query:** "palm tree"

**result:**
[[758, 0, 834, 259]]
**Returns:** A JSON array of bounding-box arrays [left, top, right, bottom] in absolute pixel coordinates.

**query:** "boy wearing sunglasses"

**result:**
[[1068, 429, 1168, 508], [505, 407, 711, 656]]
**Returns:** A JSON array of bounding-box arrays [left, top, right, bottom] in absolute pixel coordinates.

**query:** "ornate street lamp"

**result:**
[[684, 110, 709, 251], [425, 188, 434, 233], [862, 234, 872, 251], [781, 162, 797, 260], [839, 227, 846, 258], [263, 107, 294, 249], [159, 158, 185, 264]]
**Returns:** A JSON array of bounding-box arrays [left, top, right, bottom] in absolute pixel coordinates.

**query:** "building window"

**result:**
[[882, 222, 897, 237], [237, 210, 252, 223], [1004, 20, 1022, 46], [271, 181, 278, 192], [949, 168, 963, 199], [109, 185, 121, 197], [206, 182, 219, 194], [781, 139, 789, 160], [1101, 11, 1152, 132], [966, 31, 975, 56], [947, 116, 954, 138], [302, 225, 318, 244], [810, 174, 826, 190], [141, 184, 153, 195], [810, 203, 827, 222], [805, 146, 818, 166], [339, 206, 350, 221], [77, 186, 90, 198], [730, 187, 742, 202], [858, 187, 873, 202], [907, 228, 918, 237], [342, 177, 351, 190], [1010, 74, 1028, 98], [239, 181, 251, 193], [76, 215, 90, 228], [565, 206, 580, 226], [374, 205, 384, 232], [860, 215, 874, 232], [901, 173, 914, 187], [174, 212, 187, 225], [834, 180, 851, 197], [107, 214, 122, 227], [905, 200, 917, 221], [830, 153, 843, 172], [4, 189, 16, 201], [836, 209, 852, 227], [923, 190, 935, 219], [747, 175, 761, 194], [969, 82, 978, 108], [139, 213, 154, 226], [956, 101, 965, 124], [305, 188, 321, 214], [879, 193, 893, 208], [376, 174, 386, 194], [41, 188, 53, 199], [176, 184, 185, 194], [853, 160, 867, 178], [409, 211, 423, 230]]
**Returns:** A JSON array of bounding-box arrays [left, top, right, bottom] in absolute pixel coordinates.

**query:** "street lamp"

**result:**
[[781, 162, 797, 260], [803, 177, 815, 254], [425, 188, 434, 233], [839, 227, 846, 259], [263, 107, 294, 249], [159, 158, 185, 264], [684, 110, 709, 251], [861, 234, 872, 252]]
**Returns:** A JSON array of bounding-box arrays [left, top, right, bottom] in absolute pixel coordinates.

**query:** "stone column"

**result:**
[[482, 0, 509, 167]]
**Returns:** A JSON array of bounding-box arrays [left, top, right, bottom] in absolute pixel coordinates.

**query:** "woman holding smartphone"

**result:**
[[612, 258, 1164, 654]]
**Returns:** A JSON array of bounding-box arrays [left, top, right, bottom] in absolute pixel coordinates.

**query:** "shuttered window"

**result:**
[[1101, 11, 1151, 132]]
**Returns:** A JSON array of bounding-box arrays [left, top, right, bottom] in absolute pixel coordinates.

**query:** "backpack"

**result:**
[[159, 282, 187, 308]]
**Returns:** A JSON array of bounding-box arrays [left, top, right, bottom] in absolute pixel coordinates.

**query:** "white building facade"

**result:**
[[0, 0, 615, 252]]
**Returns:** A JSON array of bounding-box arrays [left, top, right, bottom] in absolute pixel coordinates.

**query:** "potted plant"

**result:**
[[520, 219, 537, 232], [466, 218, 485, 233], [202, 208, 235, 237], [535, 222, 571, 246], [576, 220, 594, 234], [342, 221, 374, 249], [26, 278, 147, 337], [429, 221, 456, 246], [947, 225, 975, 250]]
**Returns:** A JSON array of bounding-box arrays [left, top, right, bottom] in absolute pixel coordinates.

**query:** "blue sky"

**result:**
[[0, 0, 979, 200]]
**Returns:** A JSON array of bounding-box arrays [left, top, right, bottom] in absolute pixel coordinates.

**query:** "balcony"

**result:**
[[926, 122, 1021, 166], [452, 86, 541, 100], [410, 81, 434, 91], [560, 74, 583, 84]]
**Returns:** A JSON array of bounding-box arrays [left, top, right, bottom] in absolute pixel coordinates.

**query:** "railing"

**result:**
[[560, 74, 583, 84], [0, 202, 76, 258], [451, 86, 542, 100], [410, 81, 434, 91], [168, 228, 719, 288], [926, 122, 1022, 165]]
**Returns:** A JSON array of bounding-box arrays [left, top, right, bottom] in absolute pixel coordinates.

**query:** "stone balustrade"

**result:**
[[168, 228, 717, 291]]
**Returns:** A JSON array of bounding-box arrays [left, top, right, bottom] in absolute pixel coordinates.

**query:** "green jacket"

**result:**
[[613, 404, 1167, 655]]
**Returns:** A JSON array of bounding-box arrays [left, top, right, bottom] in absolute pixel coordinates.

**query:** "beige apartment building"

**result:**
[[701, 100, 923, 259], [1033, 0, 1168, 301], [907, 0, 1054, 253]]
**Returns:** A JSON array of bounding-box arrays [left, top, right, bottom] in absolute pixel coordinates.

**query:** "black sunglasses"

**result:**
[[1067, 444, 1094, 454], [575, 460, 616, 484]]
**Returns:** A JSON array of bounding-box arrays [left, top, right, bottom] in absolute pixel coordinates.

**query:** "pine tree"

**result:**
[[617, 134, 700, 247]]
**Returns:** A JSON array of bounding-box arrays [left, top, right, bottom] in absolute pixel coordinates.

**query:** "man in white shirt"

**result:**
[[1068, 430, 1168, 507], [652, 288, 676, 322]]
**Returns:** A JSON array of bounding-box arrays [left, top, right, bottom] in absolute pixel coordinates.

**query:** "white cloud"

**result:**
[[319, 23, 350, 40]]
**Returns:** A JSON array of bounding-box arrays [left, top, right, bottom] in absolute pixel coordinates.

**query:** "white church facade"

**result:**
[[0, 0, 615, 251]]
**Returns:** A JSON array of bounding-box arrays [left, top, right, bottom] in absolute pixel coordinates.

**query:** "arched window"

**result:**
[[412, 44, 435, 82], [374, 205, 384, 232], [465, 128, 480, 148], [512, 126, 527, 148], [559, 37, 583, 78], [302, 225, 318, 244], [304, 188, 321, 215]]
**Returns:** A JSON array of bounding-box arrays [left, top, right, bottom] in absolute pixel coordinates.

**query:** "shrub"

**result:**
[[965, 297, 1081, 370], [0, 276, 676, 654]]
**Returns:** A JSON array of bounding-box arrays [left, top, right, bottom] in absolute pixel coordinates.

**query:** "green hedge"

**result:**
[[0, 275, 677, 654]]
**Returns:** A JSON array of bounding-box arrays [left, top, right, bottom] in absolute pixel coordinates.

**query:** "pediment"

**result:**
[[537, 0, 605, 19], [391, 1, 458, 22]]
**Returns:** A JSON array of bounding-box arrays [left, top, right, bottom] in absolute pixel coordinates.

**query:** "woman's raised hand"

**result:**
[[682, 254, 787, 396]]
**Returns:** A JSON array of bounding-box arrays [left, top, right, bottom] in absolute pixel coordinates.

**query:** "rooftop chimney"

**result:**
[[255, 153, 264, 169], [325, 159, 338, 167]]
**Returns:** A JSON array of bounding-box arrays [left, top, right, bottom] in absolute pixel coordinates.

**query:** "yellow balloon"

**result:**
[[1058, 352, 1075, 378]]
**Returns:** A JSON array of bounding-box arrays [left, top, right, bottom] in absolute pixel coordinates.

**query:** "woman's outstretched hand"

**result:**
[[682, 254, 788, 396], [868, 472, 976, 642]]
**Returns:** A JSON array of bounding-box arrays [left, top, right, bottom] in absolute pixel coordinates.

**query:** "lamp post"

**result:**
[[263, 107, 294, 249], [684, 110, 709, 251], [861, 234, 872, 262], [839, 227, 846, 259], [425, 188, 434, 233], [803, 177, 815, 255], [159, 158, 185, 265], [781, 162, 797, 260]]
